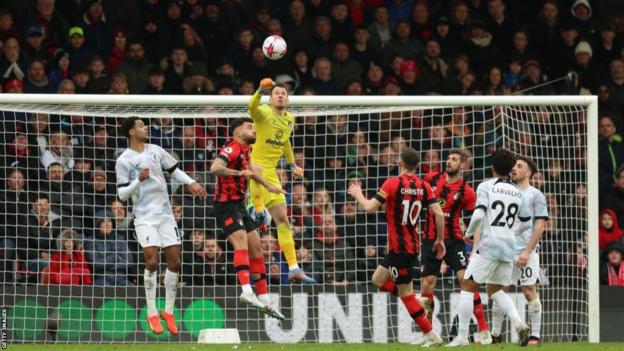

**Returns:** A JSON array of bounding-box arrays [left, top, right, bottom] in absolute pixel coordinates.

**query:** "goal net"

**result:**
[[0, 94, 598, 344]]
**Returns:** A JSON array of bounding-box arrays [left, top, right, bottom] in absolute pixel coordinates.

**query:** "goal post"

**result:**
[[0, 94, 599, 344]]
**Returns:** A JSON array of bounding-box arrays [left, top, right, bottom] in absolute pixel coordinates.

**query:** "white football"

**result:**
[[262, 35, 287, 60]]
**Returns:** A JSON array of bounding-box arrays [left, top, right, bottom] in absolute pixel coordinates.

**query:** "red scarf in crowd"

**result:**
[[607, 263, 624, 286]]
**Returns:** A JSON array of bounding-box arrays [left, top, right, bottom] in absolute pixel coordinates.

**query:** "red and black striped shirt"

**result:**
[[374, 173, 436, 254], [424, 172, 476, 241], [213, 139, 250, 203]]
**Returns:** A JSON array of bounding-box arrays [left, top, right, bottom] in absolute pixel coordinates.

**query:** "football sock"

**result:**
[[233, 249, 251, 294], [144, 269, 158, 316], [164, 269, 178, 314], [379, 278, 397, 295], [528, 297, 542, 338], [491, 290, 523, 329], [250, 257, 268, 296], [422, 292, 435, 311], [491, 299, 504, 337], [457, 290, 474, 339], [473, 291, 489, 332], [276, 222, 298, 269], [400, 293, 432, 333]]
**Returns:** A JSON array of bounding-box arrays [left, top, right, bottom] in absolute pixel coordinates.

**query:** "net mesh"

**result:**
[[0, 100, 588, 343]]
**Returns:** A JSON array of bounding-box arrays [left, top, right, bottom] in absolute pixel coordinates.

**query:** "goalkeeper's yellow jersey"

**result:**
[[247, 90, 296, 167]]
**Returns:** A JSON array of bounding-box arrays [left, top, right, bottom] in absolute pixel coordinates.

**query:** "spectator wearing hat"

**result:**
[[116, 40, 153, 94], [364, 61, 385, 95], [382, 20, 423, 67], [570, 0, 596, 38], [65, 26, 93, 69], [85, 210, 134, 286], [79, 0, 112, 59], [464, 19, 505, 77], [4, 79, 24, 93], [28, 0, 69, 54], [573, 41, 601, 92], [593, 23, 620, 70], [22, 26, 54, 70], [399, 59, 423, 94], [432, 16, 462, 60], [24, 57, 54, 93], [599, 208, 623, 251], [600, 241, 624, 286], [47, 49, 70, 91], [274, 74, 298, 94], [107, 27, 127, 74], [0, 37, 28, 81], [48, 228, 92, 285], [70, 67, 90, 94], [331, 42, 362, 91], [520, 59, 554, 94]]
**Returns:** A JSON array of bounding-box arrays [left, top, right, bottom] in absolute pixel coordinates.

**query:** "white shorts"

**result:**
[[464, 253, 513, 286], [134, 215, 181, 248], [512, 251, 540, 286]]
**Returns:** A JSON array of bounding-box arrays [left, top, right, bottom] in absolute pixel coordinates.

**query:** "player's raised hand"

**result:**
[[260, 78, 274, 91], [186, 182, 208, 198], [433, 239, 446, 260], [347, 183, 363, 198], [139, 168, 150, 182], [239, 169, 254, 178]]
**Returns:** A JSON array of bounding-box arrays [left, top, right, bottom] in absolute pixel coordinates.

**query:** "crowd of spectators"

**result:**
[[0, 0, 623, 287]]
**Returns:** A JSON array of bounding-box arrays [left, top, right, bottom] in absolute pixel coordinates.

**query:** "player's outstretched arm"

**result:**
[[428, 202, 446, 259], [348, 183, 381, 213], [210, 158, 248, 177], [248, 78, 273, 120]]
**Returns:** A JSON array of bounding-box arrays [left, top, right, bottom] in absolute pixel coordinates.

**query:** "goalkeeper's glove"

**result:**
[[254, 211, 269, 234]]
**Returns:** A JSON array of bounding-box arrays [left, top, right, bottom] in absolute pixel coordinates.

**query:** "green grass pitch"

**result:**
[[6, 343, 624, 351]]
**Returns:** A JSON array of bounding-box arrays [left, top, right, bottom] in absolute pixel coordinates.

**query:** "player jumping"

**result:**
[[348, 147, 445, 347], [116, 117, 208, 335], [210, 117, 285, 320], [248, 78, 315, 284], [446, 148, 531, 347], [418, 149, 492, 345], [491, 156, 548, 345]]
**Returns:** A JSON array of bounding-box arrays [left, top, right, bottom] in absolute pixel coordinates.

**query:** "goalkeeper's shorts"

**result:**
[[249, 168, 286, 209]]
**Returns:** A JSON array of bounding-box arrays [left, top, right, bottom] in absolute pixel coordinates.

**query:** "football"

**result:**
[[262, 35, 287, 60]]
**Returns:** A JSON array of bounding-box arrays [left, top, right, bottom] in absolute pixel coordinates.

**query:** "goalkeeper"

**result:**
[[248, 78, 315, 284]]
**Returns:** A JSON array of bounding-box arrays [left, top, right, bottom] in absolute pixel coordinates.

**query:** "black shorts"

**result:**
[[380, 252, 420, 284], [213, 201, 257, 238], [421, 239, 468, 277]]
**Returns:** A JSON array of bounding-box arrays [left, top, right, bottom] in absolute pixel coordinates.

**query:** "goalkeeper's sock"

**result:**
[[422, 292, 435, 311], [400, 293, 432, 333], [379, 278, 397, 295], [276, 222, 298, 269], [528, 297, 542, 338], [491, 290, 523, 329], [473, 291, 489, 332], [457, 290, 474, 340], [491, 299, 504, 337], [249, 257, 268, 296], [144, 269, 158, 316], [164, 269, 179, 314], [233, 250, 252, 294]]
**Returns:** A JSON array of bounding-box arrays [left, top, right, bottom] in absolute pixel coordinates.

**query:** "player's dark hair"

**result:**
[[449, 148, 470, 162], [491, 148, 516, 176], [229, 117, 253, 136], [270, 83, 289, 95], [121, 117, 141, 139], [516, 155, 538, 175], [400, 147, 419, 170]]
